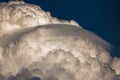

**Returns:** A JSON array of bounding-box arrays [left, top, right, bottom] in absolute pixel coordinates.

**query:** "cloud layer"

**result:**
[[0, 1, 120, 80]]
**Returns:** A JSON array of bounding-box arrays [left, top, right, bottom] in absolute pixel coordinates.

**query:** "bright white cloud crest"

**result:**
[[0, 1, 120, 80]]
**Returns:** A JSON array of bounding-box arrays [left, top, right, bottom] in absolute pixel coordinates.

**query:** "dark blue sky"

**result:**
[[1, 0, 120, 57]]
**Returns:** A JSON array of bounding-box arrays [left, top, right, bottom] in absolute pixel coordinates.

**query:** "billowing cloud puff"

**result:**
[[0, 1, 120, 80], [0, 0, 79, 31]]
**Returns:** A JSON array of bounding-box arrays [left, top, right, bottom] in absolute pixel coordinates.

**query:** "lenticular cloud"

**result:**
[[0, 1, 120, 80]]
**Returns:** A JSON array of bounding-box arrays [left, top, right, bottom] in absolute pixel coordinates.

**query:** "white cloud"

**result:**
[[0, 1, 119, 80]]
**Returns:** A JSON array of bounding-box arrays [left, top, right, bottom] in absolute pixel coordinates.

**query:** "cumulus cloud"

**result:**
[[0, 1, 119, 80]]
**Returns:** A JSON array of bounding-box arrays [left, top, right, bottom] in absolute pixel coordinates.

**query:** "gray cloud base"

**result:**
[[0, 1, 120, 80]]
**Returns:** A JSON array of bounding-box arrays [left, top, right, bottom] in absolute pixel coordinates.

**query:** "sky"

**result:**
[[1, 0, 120, 57]]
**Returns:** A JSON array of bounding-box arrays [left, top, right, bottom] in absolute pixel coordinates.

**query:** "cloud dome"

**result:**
[[0, 1, 120, 80]]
